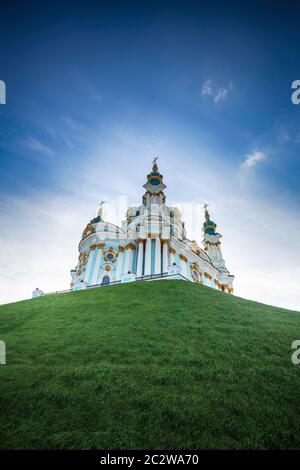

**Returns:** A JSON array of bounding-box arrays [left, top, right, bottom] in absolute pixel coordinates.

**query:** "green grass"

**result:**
[[0, 280, 300, 450]]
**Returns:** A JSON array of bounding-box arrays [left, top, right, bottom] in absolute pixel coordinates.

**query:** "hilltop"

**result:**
[[0, 280, 299, 449]]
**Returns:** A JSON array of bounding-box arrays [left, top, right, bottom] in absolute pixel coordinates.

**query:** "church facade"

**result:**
[[70, 161, 234, 293]]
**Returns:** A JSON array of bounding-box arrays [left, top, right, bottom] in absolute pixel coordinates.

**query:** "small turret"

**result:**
[[142, 158, 167, 207], [32, 287, 44, 298], [202, 204, 228, 273], [203, 204, 217, 235]]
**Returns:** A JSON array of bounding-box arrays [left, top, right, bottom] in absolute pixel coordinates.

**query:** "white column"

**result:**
[[169, 247, 176, 266], [91, 245, 103, 285], [154, 237, 161, 275], [136, 239, 144, 277], [180, 254, 188, 278], [84, 249, 95, 283], [217, 245, 224, 262], [116, 246, 124, 281], [144, 236, 152, 276], [124, 243, 134, 274], [162, 240, 169, 273]]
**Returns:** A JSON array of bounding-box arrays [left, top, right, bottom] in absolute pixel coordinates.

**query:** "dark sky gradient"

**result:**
[[0, 0, 300, 200]]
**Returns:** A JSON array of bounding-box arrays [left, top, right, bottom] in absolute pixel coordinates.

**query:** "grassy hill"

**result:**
[[0, 280, 300, 450]]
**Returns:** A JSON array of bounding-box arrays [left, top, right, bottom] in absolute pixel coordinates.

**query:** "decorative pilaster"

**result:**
[[169, 246, 176, 266], [144, 234, 152, 276], [136, 239, 144, 277], [124, 242, 135, 274], [154, 237, 161, 275], [91, 243, 104, 285], [116, 246, 125, 281], [179, 253, 188, 278], [162, 239, 169, 273], [84, 249, 95, 283], [203, 271, 212, 287]]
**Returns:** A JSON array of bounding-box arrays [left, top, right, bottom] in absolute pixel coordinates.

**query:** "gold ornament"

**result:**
[[82, 223, 95, 239]]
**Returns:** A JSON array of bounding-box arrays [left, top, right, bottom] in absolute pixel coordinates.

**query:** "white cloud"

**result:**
[[202, 79, 213, 96], [241, 150, 266, 169], [202, 80, 232, 104], [20, 136, 56, 157], [214, 87, 229, 104]]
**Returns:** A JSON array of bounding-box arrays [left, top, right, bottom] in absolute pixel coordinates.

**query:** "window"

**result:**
[[102, 275, 110, 285]]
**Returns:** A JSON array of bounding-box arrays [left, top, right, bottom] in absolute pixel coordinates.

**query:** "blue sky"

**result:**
[[0, 1, 300, 308]]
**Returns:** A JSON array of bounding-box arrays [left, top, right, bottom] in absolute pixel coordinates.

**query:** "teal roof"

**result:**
[[90, 215, 101, 224], [203, 219, 217, 235]]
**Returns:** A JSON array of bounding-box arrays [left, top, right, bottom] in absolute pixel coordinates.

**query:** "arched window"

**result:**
[[102, 275, 110, 285]]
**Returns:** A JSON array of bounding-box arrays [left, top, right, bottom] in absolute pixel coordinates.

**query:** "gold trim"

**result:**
[[179, 254, 187, 262], [204, 272, 212, 280], [82, 222, 95, 239], [145, 190, 165, 197], [103, 247, 118, 262], [147, 175, 162, 184], [125, 242, 136, 250], [169, 247, 176, 254], [205, 241, 221, 247], [90, 242, 105, 250], [119, 246, 125, 253]]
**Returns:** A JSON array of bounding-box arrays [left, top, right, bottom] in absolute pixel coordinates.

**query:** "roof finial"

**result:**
[[152, 157, 159, 171], [98, 200, 105, 217], [203, 203, 210, 221]]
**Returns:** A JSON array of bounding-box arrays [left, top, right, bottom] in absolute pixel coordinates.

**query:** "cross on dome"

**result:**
[[203, 203, 210, 221], [152, 156, 159, 172]]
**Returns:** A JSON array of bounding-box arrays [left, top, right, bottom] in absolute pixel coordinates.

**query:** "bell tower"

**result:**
[[202, 204, 228, 273], [142, 158, 167, 207]]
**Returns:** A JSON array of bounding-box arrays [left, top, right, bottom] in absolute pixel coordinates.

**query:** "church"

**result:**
[[70, 160, 234, 293]]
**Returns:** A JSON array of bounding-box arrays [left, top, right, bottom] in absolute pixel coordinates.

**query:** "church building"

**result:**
[[70, 160, 234, 293]]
